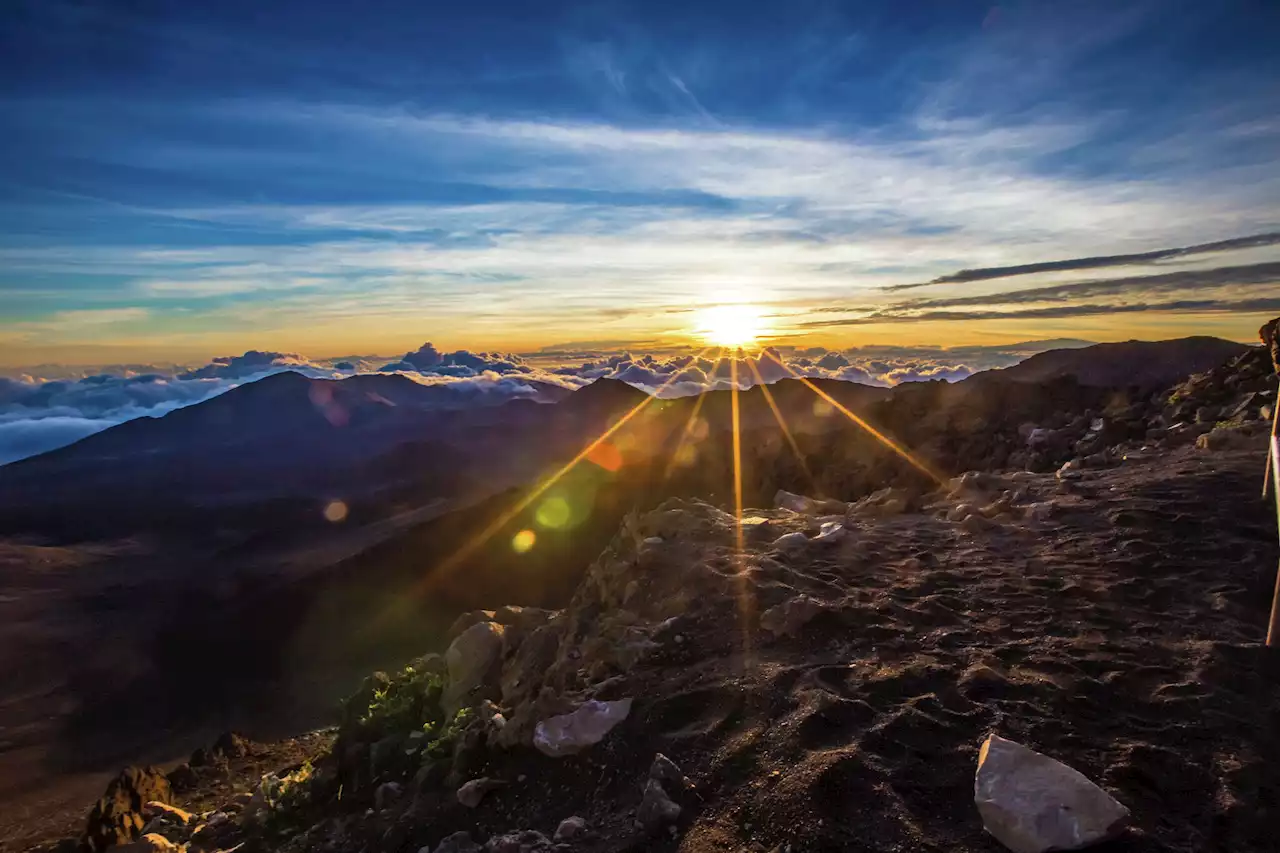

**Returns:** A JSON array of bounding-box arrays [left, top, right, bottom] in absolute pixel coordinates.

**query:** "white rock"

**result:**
[[813, 520, 845, 542], [533, 698, 633, 757], [974, 734, 1129, 853]]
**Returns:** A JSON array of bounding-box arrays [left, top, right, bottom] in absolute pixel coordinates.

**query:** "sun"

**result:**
[[694, 303, 769, 348]]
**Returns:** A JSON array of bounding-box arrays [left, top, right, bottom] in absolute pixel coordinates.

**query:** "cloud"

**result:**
[[886, 232, 1280, 290], [0, 372, 247, 465], [0, 416, 117, 466], [800, 297, 1280, 328], [379, 343, 532, 377], [892, 263, 1280, 310], [179, 350, 317, 379], [544, 339, 1091, 395]]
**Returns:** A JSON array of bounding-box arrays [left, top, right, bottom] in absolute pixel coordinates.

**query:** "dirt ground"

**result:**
[[6, 442, 1280, 852], [381, 442, 1280, 853]]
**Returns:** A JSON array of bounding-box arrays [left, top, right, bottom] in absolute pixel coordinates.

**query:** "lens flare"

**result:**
[[512, 529, 536, 553], [535, 495, 573, 529], [323, 499, 348, 523]]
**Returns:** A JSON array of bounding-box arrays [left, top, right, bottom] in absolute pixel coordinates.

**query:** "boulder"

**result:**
[[443, 621, 507, 715], [83, 766, 173, 851], [533, 698, 633, 757], [974, 734, 1129, 853]]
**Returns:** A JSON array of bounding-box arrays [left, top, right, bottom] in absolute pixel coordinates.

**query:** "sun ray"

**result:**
[[759, 349, 945, 486], [744, 356, 820, 496], [415, 348, 716, 596], [660, 347, 722, 482], [729, 356, 754, 667]]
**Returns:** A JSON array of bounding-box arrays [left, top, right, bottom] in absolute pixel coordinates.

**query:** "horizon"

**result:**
[[2, 1, 1279, 365]]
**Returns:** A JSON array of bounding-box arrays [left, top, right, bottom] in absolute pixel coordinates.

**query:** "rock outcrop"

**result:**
[[83, 767, 173, 851]]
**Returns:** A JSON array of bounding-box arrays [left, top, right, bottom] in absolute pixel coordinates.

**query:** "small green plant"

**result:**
[[353, 664, 445, 736], [258, 761, 317, 836]]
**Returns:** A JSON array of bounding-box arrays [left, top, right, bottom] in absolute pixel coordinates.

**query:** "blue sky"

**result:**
[[1, 0, 1279, 364]]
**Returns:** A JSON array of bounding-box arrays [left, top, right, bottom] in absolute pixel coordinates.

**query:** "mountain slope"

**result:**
[[45, 441, 1278, 853], [969, 336, 1251, 388]]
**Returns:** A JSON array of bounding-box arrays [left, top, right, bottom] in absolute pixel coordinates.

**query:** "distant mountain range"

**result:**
[[0, 336, 1252, 540]]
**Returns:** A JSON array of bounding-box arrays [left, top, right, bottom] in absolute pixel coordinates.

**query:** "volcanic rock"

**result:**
[[456, 777, 505, 808], [974, 734, 1129, 853], [554, 816, 587, 840], [532, 697, 632, 757], [83, 766, 173, 851], [443, 620, 506, 715], [759, 595, 826, 637]]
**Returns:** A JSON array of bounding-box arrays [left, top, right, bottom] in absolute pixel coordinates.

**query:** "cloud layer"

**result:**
[[0, 338, 1091, 465]]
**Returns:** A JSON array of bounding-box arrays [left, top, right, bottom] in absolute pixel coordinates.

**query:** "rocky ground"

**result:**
[[16, 349, 1280, 853]]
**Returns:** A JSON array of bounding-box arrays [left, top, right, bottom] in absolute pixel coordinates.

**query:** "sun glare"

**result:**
[[695, 303, 768, 348]]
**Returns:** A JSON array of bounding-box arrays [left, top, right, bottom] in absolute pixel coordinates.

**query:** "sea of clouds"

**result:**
[[0, 339, 1082, 465]]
